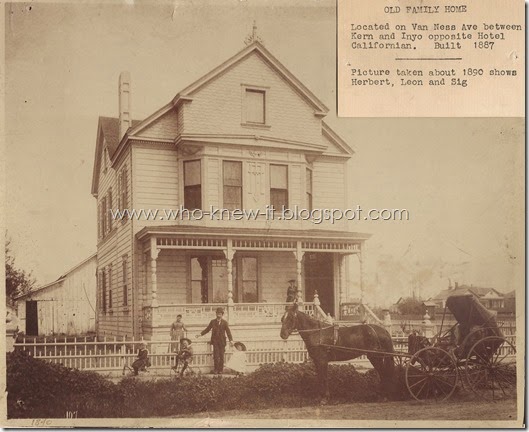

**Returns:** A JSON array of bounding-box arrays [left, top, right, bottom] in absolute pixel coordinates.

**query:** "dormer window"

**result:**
[[242, 85, 269, 127]]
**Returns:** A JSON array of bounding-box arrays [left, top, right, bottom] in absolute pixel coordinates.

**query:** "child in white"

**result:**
[[226, 342, 247, 375]]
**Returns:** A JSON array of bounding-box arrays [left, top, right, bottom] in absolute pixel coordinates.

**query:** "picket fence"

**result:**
[[13, 329, 516, 377]]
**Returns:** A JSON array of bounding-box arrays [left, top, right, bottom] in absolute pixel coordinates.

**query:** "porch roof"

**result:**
[[137, 225, 370, 253], [136, 225, 371, 241]]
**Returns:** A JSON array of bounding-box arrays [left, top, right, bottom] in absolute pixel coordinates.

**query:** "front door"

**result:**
[[304, 253, 334, 317], [26, 300, 39, 336]]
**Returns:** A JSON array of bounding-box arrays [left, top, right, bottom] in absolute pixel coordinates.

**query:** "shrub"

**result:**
[[7, 351, 123, 418], [7, 353, 409, 418]]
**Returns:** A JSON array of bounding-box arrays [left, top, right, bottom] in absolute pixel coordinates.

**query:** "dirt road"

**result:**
[[173, 397, 519, 427]]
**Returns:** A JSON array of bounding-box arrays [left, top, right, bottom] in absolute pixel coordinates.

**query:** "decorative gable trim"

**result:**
[[124, 42, 329, 144], [174, 42, 328, 115], [91, 120, 105, 197], [322, 122, 355, 156]]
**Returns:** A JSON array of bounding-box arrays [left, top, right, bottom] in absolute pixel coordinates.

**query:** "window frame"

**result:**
[[183, 159, 202, 211], [306, 167, 313, 212], [222, 160, 243, 211], [235, 255, 259, 303], [241, 84, 270, 128], [122, 255, 128, 307], [270, 164, 289, 211]]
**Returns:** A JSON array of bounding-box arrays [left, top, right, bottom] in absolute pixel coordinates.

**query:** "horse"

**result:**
[[280, 303, 395, 404]]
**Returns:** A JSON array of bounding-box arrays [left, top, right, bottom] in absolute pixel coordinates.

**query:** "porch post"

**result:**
[[225, 239, 235, 323], [295, 241, 304, 305], [150, 237, 160, 308], [339, 254, 347, 318], [358, 252, 364, 304], [226, 239, 234, 303]]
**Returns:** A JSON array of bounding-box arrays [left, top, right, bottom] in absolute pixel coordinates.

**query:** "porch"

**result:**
[[137, 226, 369, 339]]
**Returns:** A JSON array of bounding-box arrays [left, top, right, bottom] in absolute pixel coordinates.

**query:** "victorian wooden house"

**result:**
[[91, 39, 369, 341]]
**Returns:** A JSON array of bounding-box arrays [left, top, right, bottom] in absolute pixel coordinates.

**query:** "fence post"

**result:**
[[422, 312, 434, 338]]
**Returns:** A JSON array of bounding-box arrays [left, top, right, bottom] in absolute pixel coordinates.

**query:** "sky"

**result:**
[[5, 0, 524, 306]]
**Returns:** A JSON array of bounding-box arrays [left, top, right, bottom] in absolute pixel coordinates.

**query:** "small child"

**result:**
[[169, 314, 187, 353], [226, 342, 247, 376], [131, 343, 150, 376], [172, 337, 193, 377]]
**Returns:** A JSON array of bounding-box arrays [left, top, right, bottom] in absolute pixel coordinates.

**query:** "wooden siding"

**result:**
[[156, 250, 187, 304], [312, 159, 346, 211], [96, 146, 135, 339], [132, 144, 178, 227], [135, 109, 178, 141], [17, 256, 97, 336], [182, 53, 322, 144]]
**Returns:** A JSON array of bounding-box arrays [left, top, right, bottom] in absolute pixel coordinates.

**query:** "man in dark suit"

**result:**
[[196, 307, 234, 374]]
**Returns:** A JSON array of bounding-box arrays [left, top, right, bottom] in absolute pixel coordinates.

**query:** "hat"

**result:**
[[216, 307, 225, 314], [233, 342, 246, 351], [180, 337, 192, 345]]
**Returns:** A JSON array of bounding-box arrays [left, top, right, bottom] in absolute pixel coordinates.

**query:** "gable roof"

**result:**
[[128, 41, 329, 138], [94, 41, 352, 194], [91, 117, 141, 196], [15, 253, 97, 300], [432, 285, 504, 302]]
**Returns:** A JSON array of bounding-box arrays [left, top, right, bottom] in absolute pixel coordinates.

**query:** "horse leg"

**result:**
[[368, 355, 389, 397], [320, 361, 330, 404], [313, 359, 330, 405]]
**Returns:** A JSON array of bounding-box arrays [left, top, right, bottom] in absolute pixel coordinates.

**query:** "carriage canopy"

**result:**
[[445, 294, 502, 337]]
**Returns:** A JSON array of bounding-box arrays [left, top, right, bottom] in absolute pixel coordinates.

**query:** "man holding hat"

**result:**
[[196, 307, 234, 374]]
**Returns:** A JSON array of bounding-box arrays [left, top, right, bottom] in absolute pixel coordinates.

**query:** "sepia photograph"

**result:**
[[2, 0, 524, 427]]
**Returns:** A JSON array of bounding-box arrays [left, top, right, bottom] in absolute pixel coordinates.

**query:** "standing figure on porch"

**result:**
[[169, 314, 187, 353], [286, 279, 297, 303], [196, 307, 234, 374]]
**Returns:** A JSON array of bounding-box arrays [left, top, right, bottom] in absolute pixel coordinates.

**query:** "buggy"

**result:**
[[404, 294, 516, 401]]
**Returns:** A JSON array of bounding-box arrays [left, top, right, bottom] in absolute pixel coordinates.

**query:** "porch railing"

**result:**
[[146, 302, 315, 327]]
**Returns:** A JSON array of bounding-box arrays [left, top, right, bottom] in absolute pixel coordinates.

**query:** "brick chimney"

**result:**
[[119, 71, 131, 140]]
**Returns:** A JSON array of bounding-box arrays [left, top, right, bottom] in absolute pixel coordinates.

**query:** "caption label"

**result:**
[[337, 0, 524, 117]]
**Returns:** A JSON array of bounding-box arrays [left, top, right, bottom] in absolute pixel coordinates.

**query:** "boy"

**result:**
[[172, 337, 193, 377]]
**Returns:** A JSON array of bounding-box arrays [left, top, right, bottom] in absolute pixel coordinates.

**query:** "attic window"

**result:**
[[246, 89, 265, 123], [242, 85, 269, 127]]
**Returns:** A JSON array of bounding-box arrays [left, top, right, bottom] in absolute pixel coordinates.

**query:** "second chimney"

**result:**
[[119, 71, 131, 140]]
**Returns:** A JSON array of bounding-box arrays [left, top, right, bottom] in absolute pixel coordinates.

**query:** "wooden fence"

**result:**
[[13, 330, 516, 377]]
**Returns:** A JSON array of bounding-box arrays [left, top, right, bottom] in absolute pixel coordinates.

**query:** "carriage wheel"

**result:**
[[465, 336, 516, 401], [405, 347, 458, 402]]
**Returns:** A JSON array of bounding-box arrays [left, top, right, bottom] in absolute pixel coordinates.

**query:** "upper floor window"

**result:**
[[107, 265, 113, 310], [270, 164, 288, 210], [101, 270, 107, 313], [245, 89, 265, 124], [101, 196, 107, 236], [107, 188, 113, 232], [223, 161, 242, 211], [184, 160, 202, 210], [122, 255, 128, 306], [306, 168, 313, 211]]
